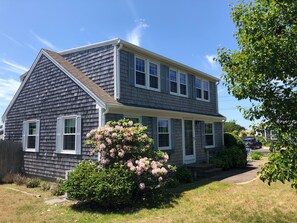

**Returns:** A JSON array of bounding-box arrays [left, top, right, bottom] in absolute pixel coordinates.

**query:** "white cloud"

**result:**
[[27, 44, 39, 52], [1, 59, 28, 74], [79, 27, 86, 32], [126, 19, 149, 46], [1, 33, 23, 46], [205, 54, 217, 68], [31, 31, 58, 50], [0, 78, 20, 101]]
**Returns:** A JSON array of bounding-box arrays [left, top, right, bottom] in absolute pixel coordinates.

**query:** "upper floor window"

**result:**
[[157, 119, 171, 150], [179, 73, 187, 96], [135, 57, 159, 91], [169, 69, 177, 93], [169, 69, 188, 97], [205, 123, 215, 148], [22, 119, 40, 152], [135, 58, 146, 86], [56, 115, 81, 154], [196, 77, 210, 101]]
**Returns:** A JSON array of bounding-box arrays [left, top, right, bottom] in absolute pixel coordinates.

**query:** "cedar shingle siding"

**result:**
[[62, 45, 115, 97], [5, 55, 99, 178]]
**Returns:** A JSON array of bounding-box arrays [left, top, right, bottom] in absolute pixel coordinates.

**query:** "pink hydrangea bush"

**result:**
[[86, 119, 175, 195]]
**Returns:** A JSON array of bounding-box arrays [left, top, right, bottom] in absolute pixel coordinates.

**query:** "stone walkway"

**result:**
[[210, 159, 267, 184]]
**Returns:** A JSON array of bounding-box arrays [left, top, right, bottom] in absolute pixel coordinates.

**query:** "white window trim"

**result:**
[[169, 68, 188, 97], [196, 77, 210, 102], [205, 122, 215, 148], [57, 115, 81, 155], [23, 119, 40, 152], [157, 118, 171, 151], [124, 115, 142, 124], [134, 56, 161, 92]]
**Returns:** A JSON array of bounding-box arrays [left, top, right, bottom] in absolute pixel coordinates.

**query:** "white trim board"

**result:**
[[1, 50, 107, 122]]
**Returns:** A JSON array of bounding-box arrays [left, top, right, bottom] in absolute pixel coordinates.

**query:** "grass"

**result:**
[[0, 179, 297, 223]]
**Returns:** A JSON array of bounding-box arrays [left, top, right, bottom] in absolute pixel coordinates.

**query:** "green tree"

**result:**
[[224, 120, 246, 133], [217, 0, 297, 188]]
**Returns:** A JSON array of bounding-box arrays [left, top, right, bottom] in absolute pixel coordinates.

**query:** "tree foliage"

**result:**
[[217, 0, 297, 188], [224, 119, 246, 133]]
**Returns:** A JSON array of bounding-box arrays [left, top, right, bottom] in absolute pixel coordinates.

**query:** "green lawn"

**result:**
[[0, 178, 296, 223]]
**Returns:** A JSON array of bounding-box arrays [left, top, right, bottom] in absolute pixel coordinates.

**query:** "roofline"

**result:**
[[1, 49, 107, 122], [58, 38, 219, 82], [59, 38, 119, 55], [107, 104, 226, 122]]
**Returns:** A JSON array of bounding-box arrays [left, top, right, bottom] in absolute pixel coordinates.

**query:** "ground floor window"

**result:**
[[205, 123, 215, 148], [157, 119, 171, 150], [22, 120, 40, 152], [124, 116, 142, 124]]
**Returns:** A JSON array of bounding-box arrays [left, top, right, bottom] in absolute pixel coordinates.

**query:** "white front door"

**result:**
[[183, 119, 196, 164]]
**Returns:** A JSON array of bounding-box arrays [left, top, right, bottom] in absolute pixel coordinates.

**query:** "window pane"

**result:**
[[64, 135, 75, 150], [65, 119, 76, 134], [28, 123, 36, 135], [196, 89, 202, 98], [149, 62, 158, 76], [136, 72, 146, 86], [136, 58, 145, 72], [149, 75, 158, 89], [170, 70, 177, 81], [158, 120, 169, 133], [180, 73, 186, 84], [180, 84, 187, 95], [158, 134, 169, 147], [205, 135, 214, 146], [203, 81, 209, 91], [27, 136, 36, 148], [205, 123, 213, 134], [204, 90, 209, 100], [170, 82, 177, 93], [126, 117, 140, 124], [196, 78, 201, 89]]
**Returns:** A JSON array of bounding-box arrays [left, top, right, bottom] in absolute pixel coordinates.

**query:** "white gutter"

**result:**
[[116, 42, 123, 100]]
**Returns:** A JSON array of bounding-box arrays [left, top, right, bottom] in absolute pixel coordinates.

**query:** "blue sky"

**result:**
[[0, 0, 254, 129]]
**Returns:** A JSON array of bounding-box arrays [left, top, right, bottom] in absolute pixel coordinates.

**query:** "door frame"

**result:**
[[182, 119, 196, 164]]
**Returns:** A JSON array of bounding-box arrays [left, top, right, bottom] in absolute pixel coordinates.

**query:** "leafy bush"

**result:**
[[64, 119, 175, 206], [50, 178, 65, 196], [26, 178, 41, 188], [40, 181, 51, 191], [64, 161, 135, 206], [210, 134, 247, 169], [175, 166, 192, 183], [13, 174, 28, 185], [250, 151, 263, 160]]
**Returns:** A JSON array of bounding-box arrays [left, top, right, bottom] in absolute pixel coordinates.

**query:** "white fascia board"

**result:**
[[58, 38, 219, 82], [43, 50, 106, 109], [1, 50, 44, 122], [58, 38, 120, 55], [1, 50, 107, 122], [118, 39, 220, 82], [107, 104, 226, 122]]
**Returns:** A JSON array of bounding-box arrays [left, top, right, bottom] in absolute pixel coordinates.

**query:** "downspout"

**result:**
[[115, 40, 123, 100], [216, 80, 220, 115]]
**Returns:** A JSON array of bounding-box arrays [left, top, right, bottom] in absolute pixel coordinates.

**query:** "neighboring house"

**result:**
[[2, 38, 225, 179], [0, 125, 4, 140]]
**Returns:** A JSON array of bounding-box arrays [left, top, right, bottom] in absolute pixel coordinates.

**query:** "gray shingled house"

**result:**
[[2, 38, 226, 179]]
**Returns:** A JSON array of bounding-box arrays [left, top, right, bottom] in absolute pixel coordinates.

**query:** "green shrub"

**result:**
[[13, 174, 28, 185], [250, 151, 263, 160], [64, 161, 136, 207], [40, 181, 51, 191], [26, 178, 41, 188], [50, 178, 65, 196], [224, 132, 245, 151], [175, 166, 192, 183], [165, 177, 180, 188], [210, 146, 247, 170]]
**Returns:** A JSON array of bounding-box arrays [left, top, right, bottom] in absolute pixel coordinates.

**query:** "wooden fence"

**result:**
[[0, 140, 23, 181]]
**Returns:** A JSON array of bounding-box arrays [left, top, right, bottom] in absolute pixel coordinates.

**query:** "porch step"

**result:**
[[186, 164, 222, 179]]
